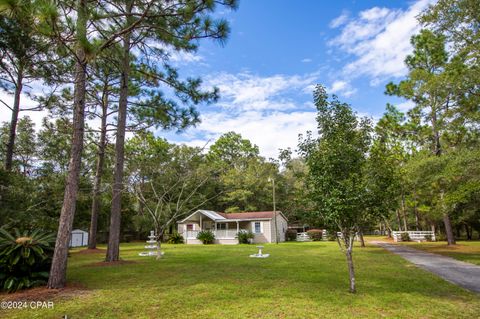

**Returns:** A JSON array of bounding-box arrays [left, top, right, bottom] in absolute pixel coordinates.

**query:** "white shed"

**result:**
[[69, 229, 89, 247]]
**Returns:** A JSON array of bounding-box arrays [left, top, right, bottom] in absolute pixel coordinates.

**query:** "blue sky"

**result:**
[[0, 0, 433, 159], [160, 0, 433, 159]]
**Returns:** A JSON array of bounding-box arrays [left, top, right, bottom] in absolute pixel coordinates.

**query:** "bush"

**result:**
[[285, 229, 297, 241], [307, 229, 323, 241], [437, 233, 447, 241], [0, 228, 55, 293], [326, 230, 337, 241], [167, 232, 184, 244], [237, 230, 254, 244], [400, 232, 410, 242], [197, 230, 215, 244], [424, 234, 433, 242]]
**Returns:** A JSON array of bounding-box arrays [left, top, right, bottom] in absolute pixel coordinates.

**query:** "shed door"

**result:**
[[72, 234, 82, 247]]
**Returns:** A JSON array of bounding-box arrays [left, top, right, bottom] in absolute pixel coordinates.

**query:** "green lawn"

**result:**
[[399, 240, 480, 266], [1, 242, 479, 319]]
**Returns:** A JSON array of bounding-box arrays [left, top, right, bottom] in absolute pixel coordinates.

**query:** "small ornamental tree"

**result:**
[[300, 85, 372, 293]]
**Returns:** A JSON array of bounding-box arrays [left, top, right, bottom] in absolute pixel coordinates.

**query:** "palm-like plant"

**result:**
[[196, 230, 215, 244], [0, 228, 55, 292]]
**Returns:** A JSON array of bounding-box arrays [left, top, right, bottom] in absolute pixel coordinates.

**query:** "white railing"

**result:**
[[185, 229, 239, 239], [392, 231, 435, 242], [215, 229, 238, 239], [297, 232, 311, 242], [186, 230, 199, 239]]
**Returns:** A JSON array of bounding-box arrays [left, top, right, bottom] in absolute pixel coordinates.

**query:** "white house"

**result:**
[[177, 210, 288, 244]]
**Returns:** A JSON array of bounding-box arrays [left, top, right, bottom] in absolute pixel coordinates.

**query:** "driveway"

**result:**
[[372, 241, 480, 294]]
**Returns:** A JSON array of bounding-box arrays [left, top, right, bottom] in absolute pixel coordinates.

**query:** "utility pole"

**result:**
[[270, 177, 278, 244]]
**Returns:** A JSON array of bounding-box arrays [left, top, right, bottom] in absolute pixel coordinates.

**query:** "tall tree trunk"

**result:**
[[465, 225, 471, 240], [395, 209, 403, 231], [106, 23, 131, 262], [47, 0, 88, 289], [401, 192, 408, 231], [383, 217, 392, 238], [455, 226, 461, 239], [345, 234, 356, 293], [357, 225, 365, 247], [432, 107, 442, 156], [432, 107, 455, 245], [88, 90, 108, 249], [5, 69, 23, 171], [440, 191, 455, 245], [443, 213, 455, 245], [413, 189, 419, 231]]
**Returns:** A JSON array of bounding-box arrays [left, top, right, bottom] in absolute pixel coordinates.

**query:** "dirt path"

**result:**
[[372, 241, 480, 294]]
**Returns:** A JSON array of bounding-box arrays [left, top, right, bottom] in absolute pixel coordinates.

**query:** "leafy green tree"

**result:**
[[206, 132, 277, 213], [207, 131, 260, 169], [105, 0, 238, 262], [126, 132, 218, 258], [277, 149, 313, 226], [299, 85, 372, 293], [364, 132, 402, 239], [0, 0, 56, 171], [386, 29, 457, 244], [0, 116, 36, 175], [420, 0, 480, 144]]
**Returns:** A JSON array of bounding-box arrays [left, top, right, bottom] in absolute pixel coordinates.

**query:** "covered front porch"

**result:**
[[178, 210, 251, 244]]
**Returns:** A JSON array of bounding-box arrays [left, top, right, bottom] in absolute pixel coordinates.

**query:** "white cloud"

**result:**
[[329, 11, 349, 28], [301, 58, 312, 63], [169, 51, 203, 64], [180, 110, 318, 159], [329, 80, 348, 93], [330, 0, 433, 82], [328, 80, 357, 97], [167, 71, 323, 159], [0, 91, 48, 130], [396, 101, 415, 112], [205, 72, 318, 111]]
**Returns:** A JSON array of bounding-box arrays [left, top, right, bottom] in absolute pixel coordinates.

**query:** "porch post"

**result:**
[[200, 214, 203, 230], [236, 221, 239, 232]]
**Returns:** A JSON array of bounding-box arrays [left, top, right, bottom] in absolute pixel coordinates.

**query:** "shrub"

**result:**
[[285, 229, 297, 241], [326, 230, 337, 241], [307, 229, 323, 241], [237, 230, 254, 244], [400, 232, 410, 242], [424, 234, 433, 242], [0, 228, 55, 293], [197, 230, 215, 244], [167, 232, 184, 244], [437, 233, 447, 241]]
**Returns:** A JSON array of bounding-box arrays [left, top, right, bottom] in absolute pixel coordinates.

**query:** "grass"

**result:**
[[399, 240, 480, 266], [1, 241, 480, 319]]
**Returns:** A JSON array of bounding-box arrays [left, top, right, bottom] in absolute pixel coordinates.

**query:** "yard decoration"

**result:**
[[249, 246, 269, 258]]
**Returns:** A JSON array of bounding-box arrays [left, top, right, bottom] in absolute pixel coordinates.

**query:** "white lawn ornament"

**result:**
[[250, 245, 269, 258], [139, 230, 164, 257]]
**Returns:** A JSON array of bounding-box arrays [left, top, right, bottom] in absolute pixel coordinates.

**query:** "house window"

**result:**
[[186, 224, 194, 231], [254, 222, 262, 234], [217, 223, 227, 230]]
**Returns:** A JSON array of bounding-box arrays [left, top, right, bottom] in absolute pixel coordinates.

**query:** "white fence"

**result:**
[[392, 231, 435, 242], [296, 232, 311, 242]]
